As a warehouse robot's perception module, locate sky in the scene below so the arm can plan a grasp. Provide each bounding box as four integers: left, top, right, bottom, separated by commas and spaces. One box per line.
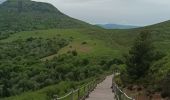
0, 0, 6, 3
1, 0, 170, 26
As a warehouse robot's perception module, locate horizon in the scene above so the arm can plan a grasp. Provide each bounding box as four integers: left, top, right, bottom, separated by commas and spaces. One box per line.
33, 0, 170, 26
1, 0, 170, 26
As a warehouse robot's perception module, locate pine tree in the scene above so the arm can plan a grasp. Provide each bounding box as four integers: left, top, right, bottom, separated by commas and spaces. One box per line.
124, 30, 156, 83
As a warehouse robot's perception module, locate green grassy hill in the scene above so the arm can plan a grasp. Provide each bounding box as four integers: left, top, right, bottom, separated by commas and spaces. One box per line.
0, 28, 120, 100
1, 20, 170, 99
89, 20, 170, 53
0, 0, 92, 39
0, 1, 114, 99
0, 0, 170, 100
89, 21, 170, 97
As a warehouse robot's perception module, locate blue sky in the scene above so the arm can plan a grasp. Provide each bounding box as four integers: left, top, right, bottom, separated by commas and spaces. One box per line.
1, 0, 170, 26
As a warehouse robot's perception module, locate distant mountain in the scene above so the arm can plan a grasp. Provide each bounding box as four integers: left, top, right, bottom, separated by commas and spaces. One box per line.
97, 24, 140, 29
0, 0, 91, 39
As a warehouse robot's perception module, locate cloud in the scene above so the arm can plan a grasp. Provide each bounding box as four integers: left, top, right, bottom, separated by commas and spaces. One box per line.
11, 0, 170, 25
0, 0, 6, 4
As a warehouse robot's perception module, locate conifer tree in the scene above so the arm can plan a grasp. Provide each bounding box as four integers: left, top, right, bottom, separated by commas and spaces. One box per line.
124, 31, 156, 82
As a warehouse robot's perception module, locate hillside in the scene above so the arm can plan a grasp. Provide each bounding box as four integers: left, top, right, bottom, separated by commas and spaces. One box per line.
92, 20, 170, 53
91, 21, 170, 98
0, 1, 117, 100
0, 28, 123, 100
97, 24, 139, 29
0, 1, 121, 97
1, 20, 170, 100
0, 0, 170, 100
0, 0, 91, 39
1, 20, 170, 99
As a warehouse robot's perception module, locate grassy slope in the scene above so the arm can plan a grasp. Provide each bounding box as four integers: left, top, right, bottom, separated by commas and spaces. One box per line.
2, 20, 170, 100
1, 29, 122, 59
3, 21, 170, 68
0, 28, 122, 100
87, 24, 170, 54
2, 79, 93, 100
0, 0, 91, 30
0, 0, 93, 40
84, 22, 170, 98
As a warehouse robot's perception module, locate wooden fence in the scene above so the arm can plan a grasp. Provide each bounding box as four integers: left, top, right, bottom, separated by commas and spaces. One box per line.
53, 76, 106, 100
112, 73, 135, 100
111, 73, 163, 100
54, 72, 154, 100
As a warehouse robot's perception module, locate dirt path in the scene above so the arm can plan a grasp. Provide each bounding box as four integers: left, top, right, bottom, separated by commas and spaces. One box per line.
86, 75, 115, 100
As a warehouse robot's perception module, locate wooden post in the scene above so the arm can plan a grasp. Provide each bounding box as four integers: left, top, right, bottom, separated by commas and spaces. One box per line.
53, 95, 58, 100
86, 84, 90, 98
82, 86, 86, 99
118, 90, 121, 100
93, 80, 96, 91
93, 82, 95, 91
91, 81, 95, 91
115, 86, 118, 99
71, 89, 74, 100
111, 75, 113, 89
78, 89, 80, 100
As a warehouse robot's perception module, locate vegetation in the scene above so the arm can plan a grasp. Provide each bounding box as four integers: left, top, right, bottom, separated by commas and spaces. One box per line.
0, 28, 120, 99
122, 31, 165, 84
161, 72, 170, 98
0, 22, 169, 100
0, 0, 91, 39
118, 30, 170, 99
148, 55, 170, 98
2, 81, 91, 100
84, 22, 170, 98
0, 35, 117, 99
0, 0, 170, 99
0, 37, 69, 97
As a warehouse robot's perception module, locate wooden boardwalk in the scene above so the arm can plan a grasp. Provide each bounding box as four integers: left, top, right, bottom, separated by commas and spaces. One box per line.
86, 75, 115, 100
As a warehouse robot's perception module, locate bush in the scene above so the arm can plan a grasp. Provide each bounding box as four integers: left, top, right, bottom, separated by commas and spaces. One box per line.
72, 50, 78, 56
81, 41, 87, 45
161, 72, 170, 98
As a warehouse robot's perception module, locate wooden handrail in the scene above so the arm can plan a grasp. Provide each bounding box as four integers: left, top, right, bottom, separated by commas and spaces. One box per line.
54, 72, 138, 100
112, 73, 135, 100
53, 76, 106, 100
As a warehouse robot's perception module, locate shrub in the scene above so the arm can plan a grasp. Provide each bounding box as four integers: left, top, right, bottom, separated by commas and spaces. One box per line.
81, 41, 87, 45
72, 50, 78, 56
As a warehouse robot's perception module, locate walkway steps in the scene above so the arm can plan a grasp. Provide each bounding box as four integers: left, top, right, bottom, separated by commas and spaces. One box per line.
86, 75, 115, 100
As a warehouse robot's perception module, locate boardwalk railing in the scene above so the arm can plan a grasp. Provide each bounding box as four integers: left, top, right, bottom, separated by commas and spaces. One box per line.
112, 73, 135, 100
53, 76, 106, 100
